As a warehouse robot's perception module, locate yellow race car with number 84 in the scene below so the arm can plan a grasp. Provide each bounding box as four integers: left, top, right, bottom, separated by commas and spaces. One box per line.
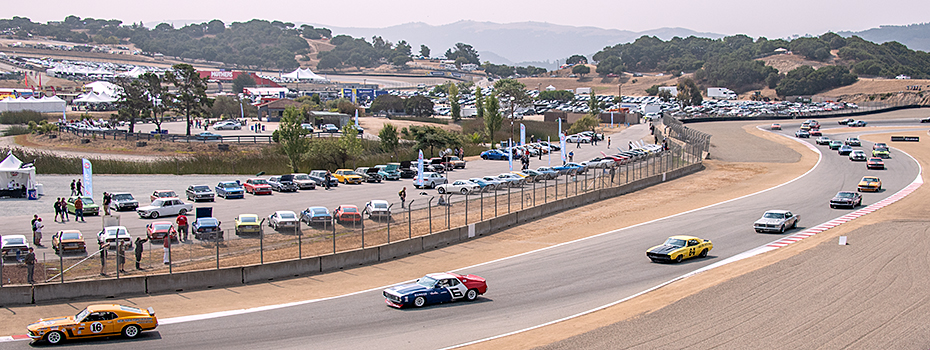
646, 235, 713, 263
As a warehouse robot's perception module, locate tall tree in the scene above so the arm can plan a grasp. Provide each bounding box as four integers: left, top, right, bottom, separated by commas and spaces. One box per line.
572, 64, 591, 77
493, 79, 530, 120
474, 85, 485, 120
587, 91, 601, 116
444, 43, 479, 65
404, 95, 434, 117
277, 106, 310, 172
113, 77, 148, 134
483, 95, 502, 146
448, 83, 461, 122
139, 72, 169, 133
339, 124, 363, 168
379, 123, 399, 154
232, 73, 256, 94
566, 54, 588, 65
419, 44, 430, 58
166, 63, 211, 136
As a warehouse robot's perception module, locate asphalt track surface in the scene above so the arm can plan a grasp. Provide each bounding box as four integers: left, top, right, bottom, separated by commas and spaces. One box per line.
4, 120, 919, 350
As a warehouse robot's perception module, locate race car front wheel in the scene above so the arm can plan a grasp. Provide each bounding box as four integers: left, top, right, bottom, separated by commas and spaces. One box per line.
414, 296, 426, 307
46, 331, 64, 344
699, 249, 708, 258
465, 289, 479, 301
122, 324, 140, 338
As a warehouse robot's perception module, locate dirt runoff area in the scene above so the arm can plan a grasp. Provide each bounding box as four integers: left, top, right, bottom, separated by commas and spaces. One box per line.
0, 119, 815, 337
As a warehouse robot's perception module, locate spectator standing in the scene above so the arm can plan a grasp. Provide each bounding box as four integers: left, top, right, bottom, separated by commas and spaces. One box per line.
70, 180, 76, 196
607, 137, 611, 149
134, 237, 148, 270
74, 197, 85, 222
99, 242, 108, 276
31, 214, 38, 239
53, 198, 62, 222
33, 218, 43, 247
163, 235, 171, 265
102, 192, 111, 216
568, 151, 574, 163
75, 180, 83, 196
399, 187, 407, 208
325, 172, 332, 190
60, 198, 70, 222
24, 247, 36, 284
117, 242, 127, 273
592, 129, 598, 146
176, 214, 189, 241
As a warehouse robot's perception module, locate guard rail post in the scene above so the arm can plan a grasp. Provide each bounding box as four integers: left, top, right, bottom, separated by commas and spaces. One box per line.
297, 220, 302, 259
408, 200, 414, 239
465, 193, 469, 225
387, 204, 394, 243
507, 184, 511, 213
446, 195, 451, 230
361, 208, 365, 249
215, 239, 219, 270
480, 190, 484, 221
260, 226, 264, 264
332, 218, 337, 254
428, 197, 435, 235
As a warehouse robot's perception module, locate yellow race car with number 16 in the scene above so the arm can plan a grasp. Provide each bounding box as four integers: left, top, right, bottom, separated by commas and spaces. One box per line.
646, 235, 713, 263
28, 304, 158, 345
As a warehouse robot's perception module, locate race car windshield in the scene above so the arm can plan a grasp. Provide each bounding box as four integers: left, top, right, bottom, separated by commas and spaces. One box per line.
664, 238, 686, 247
836, 192, 855, 198
279, 213, 296, 219
294, 174, 310, 180
81, 197, 96, 204
343, 207, 358, 213
311, 208, 328, 215
863, 177, 879, 182
3, 237, 26, 245
763, 212, 785, 219
417, 276, 438, 288
192, 186, 209, 192
373, 203, 387, 209
251, 180, 268, 185
76, 308, 89, 322
219, 183, 236, 188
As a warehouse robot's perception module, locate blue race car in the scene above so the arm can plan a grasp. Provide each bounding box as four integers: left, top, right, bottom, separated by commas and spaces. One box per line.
382, 272, 488, 308
480, 149, 508, 160
300, 206, 333, 226
192, 217, 223, 241
215, 181, 245, 199
552, 162, 587, 175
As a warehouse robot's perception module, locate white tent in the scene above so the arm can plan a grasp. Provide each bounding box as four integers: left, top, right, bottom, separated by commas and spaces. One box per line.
84, 81, 120, 96
282, 68, 328, 81
545, 85, 556, 91
119, 67, 146, 78
0, 152, 37, 192
0, 95, 66, 113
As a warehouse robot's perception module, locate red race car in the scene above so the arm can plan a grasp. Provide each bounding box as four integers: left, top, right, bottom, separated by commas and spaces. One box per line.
867, 157, 885, 170
333, 205, 362, 223
145, 221, 177, 241
244, 178, 273, 195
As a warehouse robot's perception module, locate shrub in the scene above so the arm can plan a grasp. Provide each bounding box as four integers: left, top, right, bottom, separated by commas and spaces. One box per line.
0, 110, 48, 125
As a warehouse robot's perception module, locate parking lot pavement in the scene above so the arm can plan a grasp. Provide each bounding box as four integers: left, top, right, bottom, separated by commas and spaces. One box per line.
6, 124, 651, 261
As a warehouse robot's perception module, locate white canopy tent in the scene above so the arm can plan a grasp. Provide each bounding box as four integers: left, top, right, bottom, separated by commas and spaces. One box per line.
282, 68, 328, 81
119, 67, 146, 78
84, 81, 120, 96
0, 152, 37, 192
0, 95, 66, 113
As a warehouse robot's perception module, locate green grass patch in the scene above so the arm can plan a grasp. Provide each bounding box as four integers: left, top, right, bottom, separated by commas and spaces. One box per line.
0, 111, 50, 125
2, 125, 31, 136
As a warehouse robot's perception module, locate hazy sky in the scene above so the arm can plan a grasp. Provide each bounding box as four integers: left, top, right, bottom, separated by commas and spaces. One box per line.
5, 0, 929, 38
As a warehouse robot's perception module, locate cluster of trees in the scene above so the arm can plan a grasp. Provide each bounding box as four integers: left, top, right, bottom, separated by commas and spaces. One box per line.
369, 94, 435, 117
537, 90, 574, 102
481, 62, 547, 78
840, 36, 930, 78
317, 35, 412, 71
444, 43, 480, 65
775, 65, 858, 96
114, 63, 212, 136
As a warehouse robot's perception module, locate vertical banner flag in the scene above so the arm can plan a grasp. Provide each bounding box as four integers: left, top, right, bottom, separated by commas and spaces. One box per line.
520, 123, 526, 145
81, 158, 93, 197
62, 104, 67, 123
547, 136, 551, 166
559, 133, 567, 163
610, 112, 614, 128
417, 150, 425, 187
355, 109, 360, 126
508, 139, 513, 171
239, 101, 244, 119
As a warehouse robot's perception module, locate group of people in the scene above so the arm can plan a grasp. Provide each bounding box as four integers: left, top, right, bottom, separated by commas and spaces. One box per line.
69, 179, 83, 196
53, 196, 85, 222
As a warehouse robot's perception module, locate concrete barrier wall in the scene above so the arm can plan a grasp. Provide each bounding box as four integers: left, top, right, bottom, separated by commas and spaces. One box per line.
7, 162, 706, 305
34, 277, 146, 303
146, 268, 243, 294
243, 257, 321, 284
320, 248, 380, 272
378, 238, 423, 261
0, 285, 33, 305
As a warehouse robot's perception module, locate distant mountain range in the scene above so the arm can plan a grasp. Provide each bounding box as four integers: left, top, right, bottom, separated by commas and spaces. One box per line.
315, 21, 724, 69
839, 23, 930, 52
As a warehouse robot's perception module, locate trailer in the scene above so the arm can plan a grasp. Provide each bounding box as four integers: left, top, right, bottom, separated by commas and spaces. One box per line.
707, 87, 737, 100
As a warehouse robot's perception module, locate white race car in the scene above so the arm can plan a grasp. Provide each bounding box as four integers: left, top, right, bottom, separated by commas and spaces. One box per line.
753, 210, 799, 233
436, 180, 480, 195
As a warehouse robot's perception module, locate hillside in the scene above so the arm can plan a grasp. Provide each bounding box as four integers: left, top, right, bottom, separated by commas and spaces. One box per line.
839, 23, 930, 52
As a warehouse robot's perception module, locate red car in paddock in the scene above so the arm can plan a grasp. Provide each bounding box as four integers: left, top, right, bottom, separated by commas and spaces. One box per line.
333, 205, 362, 223
244, 178, 273, 195
145, 221, 177, 241
383, 272, 488, 308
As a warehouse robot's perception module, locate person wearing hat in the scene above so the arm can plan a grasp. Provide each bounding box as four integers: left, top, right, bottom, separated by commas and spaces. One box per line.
24, 247, 36, 284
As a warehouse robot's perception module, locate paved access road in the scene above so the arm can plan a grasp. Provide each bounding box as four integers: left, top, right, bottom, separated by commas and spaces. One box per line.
7, 124, 649, 262
7, 120, 916, 349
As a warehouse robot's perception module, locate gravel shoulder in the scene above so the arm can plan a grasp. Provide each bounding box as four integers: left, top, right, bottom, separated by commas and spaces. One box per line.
0, 120, 814, 336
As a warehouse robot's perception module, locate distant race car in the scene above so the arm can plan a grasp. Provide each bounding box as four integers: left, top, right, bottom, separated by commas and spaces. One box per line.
830, 191, 862, 209
194, 132, 222, 140
27, 304, 158, 344
770, 123, 781, 130
828, 140, 843, 150
646, 235, 713, 263
867, 157, 885, 169
795, 130, 810, 138
857, 176, 882, 192
921, 117, 930, 123
815, 136, 831, 145
382, 272, 488, 308
838, 145, 853, 155
849, 150, 867, 161
872, 147, 890, 158
839, 118, 854, 125
753, 210, 799, 233
845, 137, 861, 146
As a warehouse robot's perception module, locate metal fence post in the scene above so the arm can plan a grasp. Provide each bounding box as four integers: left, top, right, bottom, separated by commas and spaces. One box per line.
446, 195, 451, 230
333, 217, 337, 254
387, 204, 394, 243
521, 184, 525, 210
507, 184, 511, 213
428, 197, 435, 234
361, 210, 365, 249
408, 200, 414, 239
215, 239, 219, 270
59, 251, 64, 283
544, 178, 548, 203
533, 180, 536, 206
495, 188, 498, 217
297, 220, 302, 259
260, 227, 264, 264
480, 190, 484, 221
465, 194, 469, 225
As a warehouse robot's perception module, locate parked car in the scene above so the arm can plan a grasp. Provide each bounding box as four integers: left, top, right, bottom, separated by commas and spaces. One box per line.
480, 149, 508, 160
323, 124, 340, 133
136, 198, 192, 219
66, 196, 100, 216
566, 134, 591, 143
446, 156, 466, 169
290, 173, 317, 190
145, 221, 177, 241
646, 235, 713, 263
150, 190, 177, 202
109, 192, 138, 211
830, 191, 862, 209
334, 169, 364, 184
479, 176, 509, 190
437, 180, 480, 195
414, 172, 448, 189
268, 175, 299, 192
192, 217, 223, 241
374, 164, 401, 180
382, 272, 487, 308
215, 181, 245, 199
212, 121, 241, 130
97, 226, 131, 247
465, 178, 493, 192
185, 185, 215, 202
497, 173, 526, 186
235, 214, 262, 235
867, 157, 885, 169
244, 178, 273, 195
753, 210, 799, 233
52, 230, 85, 254
356, 167, 383, 183
1, 235, 29, 260
268, 210, 299, 231
333, 205, 362, 223
309, 170, 339, 187
194, 132, 222, 140
27, 304, 158, 345
364, 200, 392, 219
534, 167, 560, 180
300, 206, 332, 226
397, 161, 417, 178
857, 176, 882, 192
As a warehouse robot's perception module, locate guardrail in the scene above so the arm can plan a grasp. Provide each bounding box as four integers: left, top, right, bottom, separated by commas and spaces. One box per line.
676, 103, 926, 124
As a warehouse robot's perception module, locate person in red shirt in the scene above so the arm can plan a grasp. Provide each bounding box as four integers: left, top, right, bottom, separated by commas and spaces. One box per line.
176, 214, 189, 241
